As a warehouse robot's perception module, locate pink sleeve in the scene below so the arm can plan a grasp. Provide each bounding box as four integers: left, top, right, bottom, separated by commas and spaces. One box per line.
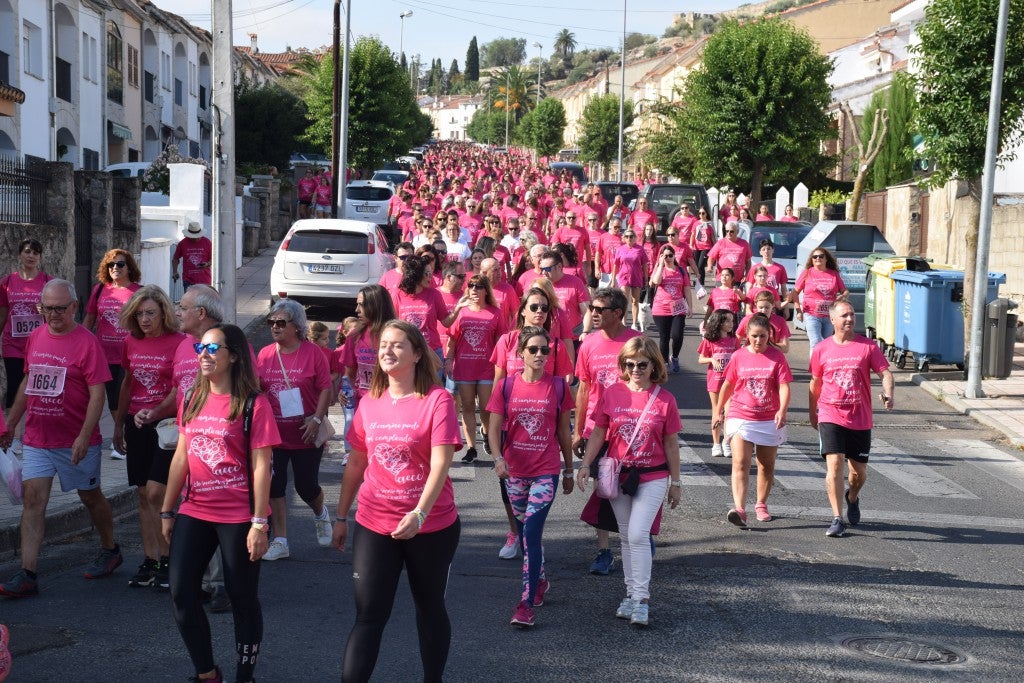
429, 390, 462, 446
592, 390, 610, 428
553, 339, 572, 376
869, 343, 889, 373
662, 393, 681, 435
250, 395, 283, 449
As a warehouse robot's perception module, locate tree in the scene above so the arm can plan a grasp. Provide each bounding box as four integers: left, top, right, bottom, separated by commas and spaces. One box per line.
515, 98, 567, 157
466, 108, 510, 145
465, 37, 480, 81
578, 93, 634, 169
493, 65, 535, 123
910, 0, 1024, 355
623, 32, 656, 52
234, 79, 307, 172
482, 37, 527, 68
666, 19, 835, 207
554, 29, 577, 70
448, 59, 460, 82
302, 37, 432, 171
842, 100, 888, 220
867, 73, 916, 191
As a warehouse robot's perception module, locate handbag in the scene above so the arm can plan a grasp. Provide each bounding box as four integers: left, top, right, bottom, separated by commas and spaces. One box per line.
0, 447, 23, 505
315, 417, 336, 448
155, 418, 179, 450
595, 386, 661, 500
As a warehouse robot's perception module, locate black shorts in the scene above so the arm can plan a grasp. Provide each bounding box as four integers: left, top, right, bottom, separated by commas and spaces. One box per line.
125, 417, 174, 486
4, 356, 24, 409
299, 199, 313, 207
818, 423, 871, 463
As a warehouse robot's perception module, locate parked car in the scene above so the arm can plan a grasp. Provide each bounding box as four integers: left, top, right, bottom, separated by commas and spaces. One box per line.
370, 169, 410, 187
548, 161, 589, 185
269, 219, 395, 307
594, 181, 639, 208
634, 183, 711, 235
106, 162, 151, 179
343, 180, 392, 226
289, 152, 331, 169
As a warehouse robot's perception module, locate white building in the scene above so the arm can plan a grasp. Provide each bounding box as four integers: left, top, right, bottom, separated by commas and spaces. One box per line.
421, 95, 483, 141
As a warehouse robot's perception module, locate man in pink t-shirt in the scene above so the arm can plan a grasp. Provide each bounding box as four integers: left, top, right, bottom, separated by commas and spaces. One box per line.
0, 280, 120, 597
172, 222, 213, 288
809, 301, 894, 538
551, 214, 594, 273
707, 222, 753, 280
378, 242, 415, 301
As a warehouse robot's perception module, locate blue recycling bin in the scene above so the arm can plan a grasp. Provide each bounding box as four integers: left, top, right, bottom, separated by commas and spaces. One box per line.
891, 269, 1006, 370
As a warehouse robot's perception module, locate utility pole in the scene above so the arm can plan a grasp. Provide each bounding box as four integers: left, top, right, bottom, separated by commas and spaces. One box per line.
331, 0, 341, 218
212, 0, 236, 319
533, 42, 542, 107
617, 0, 626, 182
338, 0, 353, 218
399, 10, 413, 64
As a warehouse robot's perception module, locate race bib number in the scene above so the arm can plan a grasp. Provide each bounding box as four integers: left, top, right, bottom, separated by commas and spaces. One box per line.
277, 386, 304, 418
11, 314, 44, 338
815, 300, 832, 316
670, 297, 688, 316
25, 365, 67, 397
713, 352, 732, 374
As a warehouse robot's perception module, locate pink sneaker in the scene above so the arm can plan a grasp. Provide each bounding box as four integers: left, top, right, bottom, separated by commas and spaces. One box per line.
727, 508, 748, 527
533, 579, 549, 607
0, 624, 11, 683
510, 600, 535, 627
755, 502, 773, 522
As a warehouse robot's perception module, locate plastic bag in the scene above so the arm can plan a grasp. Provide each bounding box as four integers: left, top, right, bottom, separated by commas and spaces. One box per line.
694, 282, 708, 300
0, 447, 23, 505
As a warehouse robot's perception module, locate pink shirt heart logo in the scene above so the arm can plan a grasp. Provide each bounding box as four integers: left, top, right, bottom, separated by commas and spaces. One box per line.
617, 422, 651, 450
102, 308, 122, 329
516, 412, 543, 436
179, 372, 196, 394
405, 313, 426, 330
374, 443, 411, 475
834, 369, 856, 392
269, 382, 288, 399
191, 434, 229, 471
747, 377, 768, 402
188, 254, 203, 267
461, 326, 486, 348
596, 368, 618, 388
133, 368, 159, 390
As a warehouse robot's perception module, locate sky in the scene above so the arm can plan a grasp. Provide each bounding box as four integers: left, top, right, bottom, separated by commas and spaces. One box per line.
172, 0, 739, 67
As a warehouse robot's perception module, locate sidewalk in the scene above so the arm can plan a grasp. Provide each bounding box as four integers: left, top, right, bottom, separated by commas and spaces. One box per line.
0, 244, 281, 558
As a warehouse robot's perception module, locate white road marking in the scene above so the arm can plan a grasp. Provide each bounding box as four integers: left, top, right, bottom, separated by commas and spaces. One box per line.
767, 505, 1024, 531
929, 439, 1024, 494
868, 439, 978, 499
679, 441, 728, 486
771, 444, 826, 491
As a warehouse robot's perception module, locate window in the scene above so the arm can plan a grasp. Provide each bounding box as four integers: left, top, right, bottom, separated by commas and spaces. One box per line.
127, 45, 139, 88
174, 77, 182, 106
198, 84, 207, 109
22, 21, 43, 78
106, 21, 123, 104
1, 50, 10, 85
82, 32, 90, 81
55, 58, 71, 101
161, 52, 170, 90
91, 37, 99, 82
144, 70, 155, 102
83, 148, 100, 170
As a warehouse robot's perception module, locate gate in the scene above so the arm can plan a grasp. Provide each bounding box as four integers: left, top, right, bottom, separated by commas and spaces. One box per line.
863, 190, 887, 232
74, 191, 94, 317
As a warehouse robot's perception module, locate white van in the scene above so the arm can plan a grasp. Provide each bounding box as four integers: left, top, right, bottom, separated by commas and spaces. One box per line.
106, 162, 151, 179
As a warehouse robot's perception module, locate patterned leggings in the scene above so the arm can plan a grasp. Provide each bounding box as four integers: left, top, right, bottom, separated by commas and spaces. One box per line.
505, 474, 557, 604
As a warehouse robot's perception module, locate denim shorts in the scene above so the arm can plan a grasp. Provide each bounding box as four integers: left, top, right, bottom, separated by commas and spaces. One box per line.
22, 444, 102, 492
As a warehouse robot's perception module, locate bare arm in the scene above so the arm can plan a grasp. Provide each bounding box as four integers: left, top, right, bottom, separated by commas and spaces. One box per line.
246, 445, 273, 560
808, 375, 821, 429
72, 383, 107, 463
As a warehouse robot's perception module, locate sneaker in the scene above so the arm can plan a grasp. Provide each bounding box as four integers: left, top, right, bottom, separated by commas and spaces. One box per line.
263, 538, 290, 561
671, 357, 680, 374
128, 558, 158, 587
711, 444, 724, 457
482, 437, 493, 456
727, 508, 747, 527
0, 569, 38, 598
154, 556, 170, 591
209, 586, 231, 613
187, 665, 223, 683
615, 597, 634, 619
110, 448, 126, 460
498, 532, 519, 560
722, 441, 732, 458
589, 549, 614, 575
630, 601, 650, 626
315, 508, 333, 547
845, 489, 861, 526
83, 545, 123, 579
0, 623, 11, 682
9, 438, 22, 456
826, 516, 847, 537
461, 447, 478, 463
533, 578, 549, 607
510, 600, 535, 627
754, 502, 773, 523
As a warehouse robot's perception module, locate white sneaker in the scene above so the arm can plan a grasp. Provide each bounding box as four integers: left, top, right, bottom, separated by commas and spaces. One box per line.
723, 441, 732, 458
314, 509, 333, 547
711, 444, 724, 457
615, 597, 635, 619
262, 538, 290, 561
10, 438, 22, 456
630, 601, 650, 626
110, 448, 126, 460
498, 531, 519, 560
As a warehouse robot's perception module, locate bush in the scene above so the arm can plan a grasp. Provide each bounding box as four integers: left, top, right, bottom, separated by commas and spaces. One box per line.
142, 146, 209, 195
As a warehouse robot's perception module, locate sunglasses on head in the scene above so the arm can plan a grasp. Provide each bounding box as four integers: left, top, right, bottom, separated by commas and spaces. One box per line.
524, 345, 550, 356
194, 342, 226, 354
624, 360, 649, 372
527, 303, 550, 313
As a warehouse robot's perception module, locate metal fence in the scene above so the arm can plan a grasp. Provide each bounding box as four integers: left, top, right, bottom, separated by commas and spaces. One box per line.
0, 155, 51, 223
111, 177, 134, 231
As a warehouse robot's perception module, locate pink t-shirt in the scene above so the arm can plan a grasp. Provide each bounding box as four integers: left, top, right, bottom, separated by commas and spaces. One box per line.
348, 386, 461, 535
613, 245, 649, 288
486, 373, 573, 478
745, 285, 781, 309
671, 213, 698, 244
340, 328, 377, 399
436, 287, 462, 353
594, 382, 681, 483
552, 225, 591, 259
255, 341, 332, 449
22, 324, 111, 449
448, 306, 507, 381
551, 274, 591, 332
86, 282, 141, 365
723, 346, 793, 421
708, 286, 745, 315
707, 238, 752, 279
576, 328, 642, 437
795, 268, 846, 317
378, 268, 403, 299
737, 313, 792, 345
121, 331, 186, 415
598, 233, 624, 274
177, 393, 281, 523
651, 267, 690, 317
172, 237, 213, 285
697, 337, 738, 393
174, 337, 257, 397
490, 330, 573, 378
810, 335, 889, 430
629, 209, 658, 233
393, 287, 450, 350
516, 269, 542, 296
0, 271, 52, 359
691, 221, 716, 250
746, 262, 789, 292
491, 281, 520, 329
297, 176, 318, 201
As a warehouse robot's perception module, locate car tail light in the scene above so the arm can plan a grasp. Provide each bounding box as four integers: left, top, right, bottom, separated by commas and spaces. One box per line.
280, 235, 291, 250
367, 239, 375, 255
278, 292, 288, 299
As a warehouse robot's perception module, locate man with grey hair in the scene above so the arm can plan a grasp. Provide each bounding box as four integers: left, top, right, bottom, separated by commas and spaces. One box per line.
516, 244, 548, 295
707, 220, 752, 281
0, 280, 121, 597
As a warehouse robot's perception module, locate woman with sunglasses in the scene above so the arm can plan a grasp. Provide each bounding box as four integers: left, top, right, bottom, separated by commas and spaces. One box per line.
114, 285, 186, 590
486, 326, 574, 628
714, 314, 792, 526
255, 299, 333, 562
162, 323, 279, 683
689, 208, 717, 286
576, 336, 681, 627
333, 321, 461, 683
444, 275, 506, 464
649, 244, 694, 374
789, 247, 848, 351
0, 239, 52, 452
83, 250, 143, 449
611, 230, 649, 332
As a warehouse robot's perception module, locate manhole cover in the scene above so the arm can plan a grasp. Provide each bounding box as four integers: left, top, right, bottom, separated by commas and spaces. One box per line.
842, 636, 966, 665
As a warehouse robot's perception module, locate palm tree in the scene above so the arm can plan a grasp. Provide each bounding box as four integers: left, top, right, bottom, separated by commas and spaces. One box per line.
492, 65, 535, 123
554, 29, 577, 71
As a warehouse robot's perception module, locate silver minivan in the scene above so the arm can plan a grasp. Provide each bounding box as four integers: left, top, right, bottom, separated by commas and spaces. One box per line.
343, 180, 393, 226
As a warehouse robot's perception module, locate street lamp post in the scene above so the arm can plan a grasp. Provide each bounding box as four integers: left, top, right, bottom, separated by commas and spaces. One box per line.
504, 70, 510, 147
533, 42, 542, 108
617, 0, 626, 182
399, 10, 412, 66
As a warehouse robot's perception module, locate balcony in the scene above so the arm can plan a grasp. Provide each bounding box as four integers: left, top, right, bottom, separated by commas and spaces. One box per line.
55, 58, 72, 102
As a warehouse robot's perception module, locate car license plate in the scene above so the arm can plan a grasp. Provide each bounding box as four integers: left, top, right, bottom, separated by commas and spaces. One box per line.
355, 205, 375, 213
308, 263, 344, 274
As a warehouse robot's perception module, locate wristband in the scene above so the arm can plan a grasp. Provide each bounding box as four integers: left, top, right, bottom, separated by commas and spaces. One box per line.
251, 516, 268, 524
409, 508, 425, 527
159, 511, 176, 520
335, 517, 347, 523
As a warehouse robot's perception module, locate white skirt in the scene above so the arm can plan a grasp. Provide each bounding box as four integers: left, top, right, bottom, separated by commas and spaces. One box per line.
725, 418, 788, 447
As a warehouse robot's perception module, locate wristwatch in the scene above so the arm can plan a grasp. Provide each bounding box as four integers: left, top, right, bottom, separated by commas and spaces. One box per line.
309, 415, 323, 425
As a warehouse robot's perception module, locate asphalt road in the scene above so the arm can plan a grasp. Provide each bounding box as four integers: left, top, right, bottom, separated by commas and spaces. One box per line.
3, 313, 1023, 682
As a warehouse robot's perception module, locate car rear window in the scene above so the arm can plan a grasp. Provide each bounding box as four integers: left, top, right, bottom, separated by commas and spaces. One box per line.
289, 230, 367, 254
749, 226, 812, 259
649, 188, 701, 210
346, 186, 392, 201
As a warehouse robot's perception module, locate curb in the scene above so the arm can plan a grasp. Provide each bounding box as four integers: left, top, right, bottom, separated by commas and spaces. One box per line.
911, 373, 1024, 449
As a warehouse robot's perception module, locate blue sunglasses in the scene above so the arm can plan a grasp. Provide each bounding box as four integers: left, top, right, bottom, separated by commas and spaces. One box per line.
194, 342, 226, 355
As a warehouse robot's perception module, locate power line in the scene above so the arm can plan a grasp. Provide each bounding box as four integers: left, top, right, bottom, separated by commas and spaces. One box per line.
400, 0, 626, 35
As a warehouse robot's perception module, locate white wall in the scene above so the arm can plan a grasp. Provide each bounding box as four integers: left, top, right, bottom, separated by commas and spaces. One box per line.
17, 1, 50, 158
78, 3, 102, 164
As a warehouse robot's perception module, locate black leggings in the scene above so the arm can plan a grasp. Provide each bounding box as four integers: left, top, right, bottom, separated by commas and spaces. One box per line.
169, 514, 263, 683
4, 356, 24, 409
105, 364, 125, 412
343, 518, 461, 683
269, 446, 324, 502
694, 249, 710, 286
653, 314, 686, 360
